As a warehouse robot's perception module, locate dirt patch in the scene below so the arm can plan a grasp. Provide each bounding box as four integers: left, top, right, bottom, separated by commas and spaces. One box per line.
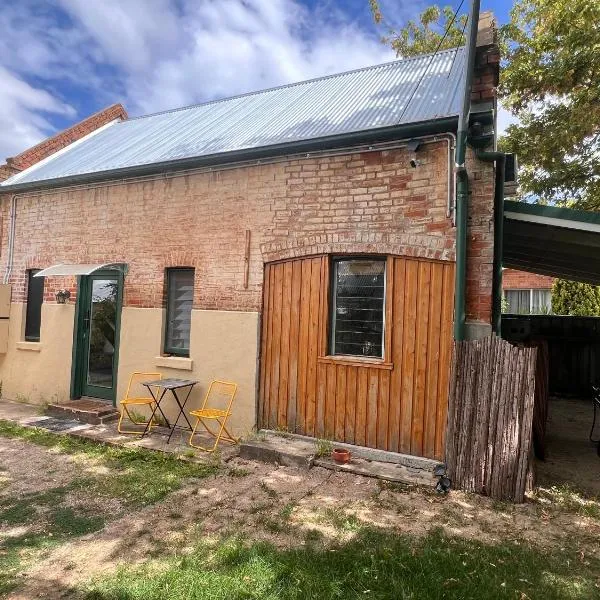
0, 436, 84, 497
9, 455, 600, 599
536, 397, 600, 496
1, 434, 599, 599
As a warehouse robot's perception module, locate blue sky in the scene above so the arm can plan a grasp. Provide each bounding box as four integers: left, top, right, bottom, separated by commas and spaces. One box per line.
0, 0, 513, 159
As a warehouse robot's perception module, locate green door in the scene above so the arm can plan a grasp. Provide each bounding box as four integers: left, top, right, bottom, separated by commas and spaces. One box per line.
72, 271, 123, 402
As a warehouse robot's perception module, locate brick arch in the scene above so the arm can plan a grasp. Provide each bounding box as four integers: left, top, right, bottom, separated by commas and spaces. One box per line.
162, 250, 202, 269
261, 232, 456, 263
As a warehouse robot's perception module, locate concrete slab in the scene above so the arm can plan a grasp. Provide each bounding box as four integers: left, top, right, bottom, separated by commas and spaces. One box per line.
240, 431, 443, 487
260, 429, 445, 471
240, 435, 315, 469
0, 398, 238, 464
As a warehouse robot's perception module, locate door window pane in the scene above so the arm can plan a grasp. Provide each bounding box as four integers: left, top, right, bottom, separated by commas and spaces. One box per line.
331, 259, 385, 358
504, 290, 530, 314
87, 279, 117, 388
165, 269, 194, 356
25, 270, 43, 342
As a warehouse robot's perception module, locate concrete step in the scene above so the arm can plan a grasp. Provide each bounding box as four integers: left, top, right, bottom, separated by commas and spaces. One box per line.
46, 398, 119, 425
240, 431, 445, 487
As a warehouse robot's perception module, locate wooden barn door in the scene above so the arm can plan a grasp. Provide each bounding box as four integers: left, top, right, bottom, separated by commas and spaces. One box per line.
258, 255, 454, 460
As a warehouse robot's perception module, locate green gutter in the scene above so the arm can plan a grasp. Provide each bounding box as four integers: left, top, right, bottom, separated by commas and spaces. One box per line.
454, 0, 481, 341
476, 150, 506, 335
504, 199, 600, 226
0, 117, 459, 194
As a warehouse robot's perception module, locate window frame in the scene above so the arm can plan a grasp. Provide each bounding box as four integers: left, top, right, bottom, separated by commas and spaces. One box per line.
24, 269, 44, 342
503, 288, 552, 315
164, 267, 195, 357
328, 256, 387, 360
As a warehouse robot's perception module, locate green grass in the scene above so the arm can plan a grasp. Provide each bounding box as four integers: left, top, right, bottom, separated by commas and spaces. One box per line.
82, 527, 600, 600
0, 496, 106, 595
533, 484, 600, 520
319, 507, 362, 532
0, 419, 218, 596
0, 487, 70, 526
314, 439, 333, 458
0, 419, 217, 505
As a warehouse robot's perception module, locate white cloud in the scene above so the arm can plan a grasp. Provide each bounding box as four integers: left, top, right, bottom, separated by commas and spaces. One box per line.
0, 0, 397, 157
61, 0, 396, 114
0, 67, 75, 158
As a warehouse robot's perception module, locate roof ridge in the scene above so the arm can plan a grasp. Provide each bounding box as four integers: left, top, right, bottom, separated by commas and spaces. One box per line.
128, 46, 465, 123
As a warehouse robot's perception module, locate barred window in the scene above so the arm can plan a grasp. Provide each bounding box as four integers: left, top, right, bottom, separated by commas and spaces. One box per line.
330, 258, 386, 358
164, 268, 194, 356
25, 270, 44, 342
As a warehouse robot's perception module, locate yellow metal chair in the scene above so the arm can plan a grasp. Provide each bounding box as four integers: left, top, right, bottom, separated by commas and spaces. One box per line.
189, 380, 238, 452
117, 372, 163, 434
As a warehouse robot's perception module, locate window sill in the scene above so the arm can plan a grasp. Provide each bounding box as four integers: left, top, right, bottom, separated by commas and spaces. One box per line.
16, 341, 42, 352
318, 356, 393, 370
155, 355, 193, 371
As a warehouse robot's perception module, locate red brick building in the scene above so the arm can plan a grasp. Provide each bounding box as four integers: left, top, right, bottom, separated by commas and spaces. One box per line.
0, 104, 127, 182
0, 15, 501, 461
502, 269, 555, 314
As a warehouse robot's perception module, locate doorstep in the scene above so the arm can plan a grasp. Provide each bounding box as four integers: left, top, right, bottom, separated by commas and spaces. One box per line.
240, 430, 445, 487
46, 398, 120, 425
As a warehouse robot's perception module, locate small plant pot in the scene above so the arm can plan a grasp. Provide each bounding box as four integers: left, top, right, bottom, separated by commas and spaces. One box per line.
332, 448, 351, 464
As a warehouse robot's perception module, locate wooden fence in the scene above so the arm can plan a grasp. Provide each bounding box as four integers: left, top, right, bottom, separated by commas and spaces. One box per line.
502, 314, 600, 397
446, 336, 537, 502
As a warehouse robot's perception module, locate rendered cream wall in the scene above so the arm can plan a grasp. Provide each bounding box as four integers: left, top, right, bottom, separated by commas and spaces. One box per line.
117, 308, 259, 436
0, 303, 74, 404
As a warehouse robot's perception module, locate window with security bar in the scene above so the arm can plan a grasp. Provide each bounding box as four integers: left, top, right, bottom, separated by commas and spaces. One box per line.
164, 268, 194, 356
330, 258, 386, 358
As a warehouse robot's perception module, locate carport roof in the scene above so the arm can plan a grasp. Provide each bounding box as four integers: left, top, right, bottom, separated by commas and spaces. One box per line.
503, 201, 600, 285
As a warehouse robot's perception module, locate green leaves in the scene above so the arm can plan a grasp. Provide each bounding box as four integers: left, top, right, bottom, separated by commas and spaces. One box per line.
500, 0, 600, 210
370, 0, 600, 211
551, 279, 600, 317
369, 2, 467, 57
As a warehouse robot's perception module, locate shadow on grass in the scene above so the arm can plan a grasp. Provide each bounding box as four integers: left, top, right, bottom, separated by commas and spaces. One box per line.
0, 419, 217, 506
83, 527, 599, 600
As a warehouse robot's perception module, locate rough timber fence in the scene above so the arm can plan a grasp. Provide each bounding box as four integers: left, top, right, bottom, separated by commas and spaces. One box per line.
446, 336, 537, 503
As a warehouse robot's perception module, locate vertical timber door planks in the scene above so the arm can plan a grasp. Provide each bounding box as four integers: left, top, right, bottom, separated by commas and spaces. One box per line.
258, 255, 455, 459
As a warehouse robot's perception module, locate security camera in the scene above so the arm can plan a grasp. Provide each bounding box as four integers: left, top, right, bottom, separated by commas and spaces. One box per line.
407, 139, 421, 168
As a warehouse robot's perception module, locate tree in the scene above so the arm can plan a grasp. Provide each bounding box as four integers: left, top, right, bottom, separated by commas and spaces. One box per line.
501, 0, 600, 211
369, 2, 467, 57
551, 279, 600, 317
370, 0, 600, 211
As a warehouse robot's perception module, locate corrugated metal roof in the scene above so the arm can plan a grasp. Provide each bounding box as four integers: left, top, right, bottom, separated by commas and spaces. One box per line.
3, 47, 466, 189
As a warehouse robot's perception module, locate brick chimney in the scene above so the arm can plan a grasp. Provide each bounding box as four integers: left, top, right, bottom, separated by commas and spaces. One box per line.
472, 11, 500, 106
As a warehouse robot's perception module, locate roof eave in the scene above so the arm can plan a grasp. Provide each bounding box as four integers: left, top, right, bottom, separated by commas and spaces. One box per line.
0, 117, 459, 194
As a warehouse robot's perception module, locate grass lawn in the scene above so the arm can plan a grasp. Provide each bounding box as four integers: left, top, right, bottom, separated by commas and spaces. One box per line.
1, 419, 599, 600
0, 420, 216, 596
84, 527, 598, 600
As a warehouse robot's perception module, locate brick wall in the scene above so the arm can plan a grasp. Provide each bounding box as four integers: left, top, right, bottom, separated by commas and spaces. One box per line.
0, 104, 127, 181
0, 143, 495, 326
503, 269, 555, 290
466, 149, 495, 324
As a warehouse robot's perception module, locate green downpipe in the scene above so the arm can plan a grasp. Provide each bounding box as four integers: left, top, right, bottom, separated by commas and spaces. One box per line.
454, 0, 481, 341
454, 164, 468, 341
476, 149, 506, 335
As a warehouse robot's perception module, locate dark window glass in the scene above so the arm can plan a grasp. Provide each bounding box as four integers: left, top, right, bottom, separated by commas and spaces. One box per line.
25, 270, 44, 342
164, 268, 194, 356
331, 259, 385, 358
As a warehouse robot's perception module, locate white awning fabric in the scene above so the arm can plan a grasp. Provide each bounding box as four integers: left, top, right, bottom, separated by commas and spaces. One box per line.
34, 263, 125, 277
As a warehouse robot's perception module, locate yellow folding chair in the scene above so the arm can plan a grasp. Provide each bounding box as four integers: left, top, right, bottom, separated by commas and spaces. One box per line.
117, 372, 163, 434
189, 380, 238, 452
